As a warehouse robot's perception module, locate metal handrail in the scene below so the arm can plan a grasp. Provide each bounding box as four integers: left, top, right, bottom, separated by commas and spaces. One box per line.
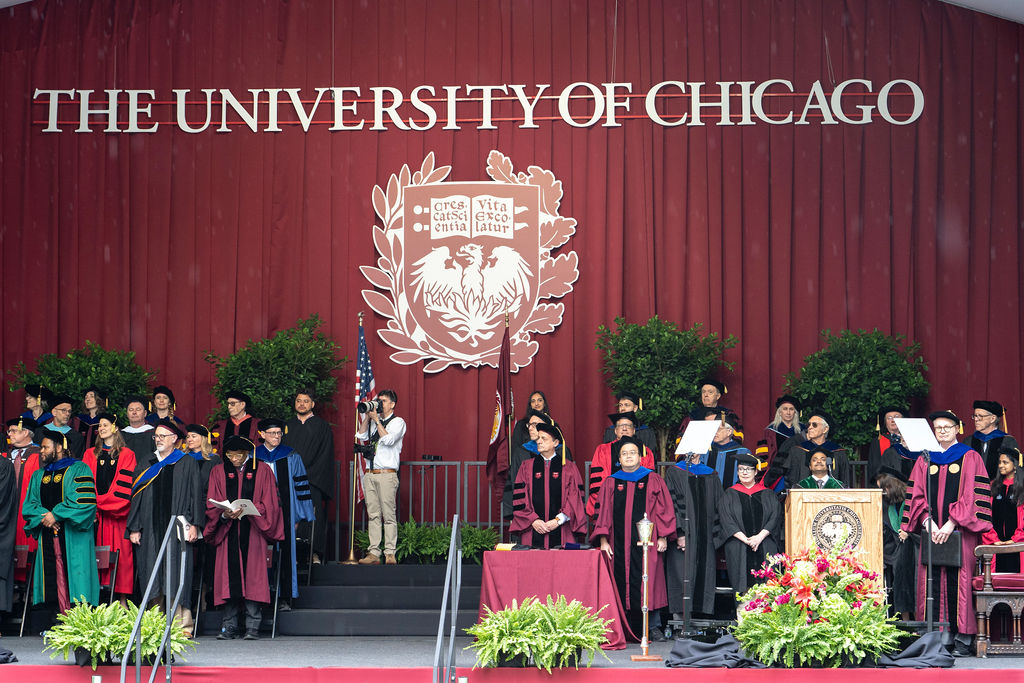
431, 514, 462, 683
119, 515, 190, 683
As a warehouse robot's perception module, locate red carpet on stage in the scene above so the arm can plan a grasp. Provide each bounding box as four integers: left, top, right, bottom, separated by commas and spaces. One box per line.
11, 665, 1024, 682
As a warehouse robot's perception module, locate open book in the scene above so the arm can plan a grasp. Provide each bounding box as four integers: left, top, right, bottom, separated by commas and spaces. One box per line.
208, 498, 262, 517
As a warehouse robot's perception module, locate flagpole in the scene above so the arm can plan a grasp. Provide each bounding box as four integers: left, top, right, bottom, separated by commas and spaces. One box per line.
503, 310, 513, 473
344, 312, 364, 565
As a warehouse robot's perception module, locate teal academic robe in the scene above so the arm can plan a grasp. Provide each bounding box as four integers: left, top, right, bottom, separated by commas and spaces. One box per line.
22, 459, 100, 606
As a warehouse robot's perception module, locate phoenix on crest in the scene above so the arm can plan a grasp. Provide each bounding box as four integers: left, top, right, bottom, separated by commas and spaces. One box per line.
410, 244, 532, 346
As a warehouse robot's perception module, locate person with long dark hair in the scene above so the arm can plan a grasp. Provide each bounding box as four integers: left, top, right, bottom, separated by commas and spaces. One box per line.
510, 391, 549, 450
877, 465, 915, 620
981, 447, 1024, 572
81, 414, 136, 603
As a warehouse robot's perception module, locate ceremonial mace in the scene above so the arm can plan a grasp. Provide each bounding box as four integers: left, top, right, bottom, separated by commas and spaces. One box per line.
631, 513, 662, 662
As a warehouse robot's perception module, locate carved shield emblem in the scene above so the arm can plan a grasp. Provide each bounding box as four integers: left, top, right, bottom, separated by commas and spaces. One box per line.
360, 151, 579, 372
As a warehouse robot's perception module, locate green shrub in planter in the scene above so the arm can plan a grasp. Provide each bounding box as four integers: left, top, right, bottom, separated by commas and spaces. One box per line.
460, 525, 500, 565
355, 520, 498, 564
466, 595, 612, 671
43, 600, 195, 670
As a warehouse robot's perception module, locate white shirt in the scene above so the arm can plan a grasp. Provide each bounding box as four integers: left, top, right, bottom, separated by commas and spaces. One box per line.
356, 414, 406, 470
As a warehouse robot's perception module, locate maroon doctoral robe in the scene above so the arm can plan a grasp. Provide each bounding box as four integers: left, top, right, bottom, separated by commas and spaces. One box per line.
509, 455, 586, 548
901, 443, 992, 634
591, 468, 676, 612
204, 457, 284, 605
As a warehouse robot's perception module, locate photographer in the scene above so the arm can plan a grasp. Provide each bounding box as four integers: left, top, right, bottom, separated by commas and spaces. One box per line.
355, 389, 405, 565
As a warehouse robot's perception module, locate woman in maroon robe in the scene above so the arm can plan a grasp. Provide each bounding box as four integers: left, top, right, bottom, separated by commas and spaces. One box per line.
591, 435, 675, 641
901, 410, 993, 656
204, 435, 284, 640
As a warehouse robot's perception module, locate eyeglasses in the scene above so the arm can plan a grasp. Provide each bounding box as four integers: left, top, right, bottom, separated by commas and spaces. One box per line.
807, 421, 823, 428
973, 413, 994, 420
934, 425, 957, 432
737, 466, 756, 473
528, 422, 543, 428
52, 407, 72, 414
154, 433, 177, 440
263, 430, 283, 436
227, 400, 243, 406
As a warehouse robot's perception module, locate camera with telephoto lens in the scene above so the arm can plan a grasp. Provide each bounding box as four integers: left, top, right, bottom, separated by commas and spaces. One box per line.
353, 443, 375, 456
357, 398, 384, 414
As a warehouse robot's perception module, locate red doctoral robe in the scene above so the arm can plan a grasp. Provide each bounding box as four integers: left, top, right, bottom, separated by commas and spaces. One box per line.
204, 457, 284, 605
82, 445, 137, 594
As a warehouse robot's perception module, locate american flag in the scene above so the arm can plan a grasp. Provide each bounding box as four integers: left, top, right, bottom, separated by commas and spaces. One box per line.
355, 325, 376, 403
353, 324, 376, 501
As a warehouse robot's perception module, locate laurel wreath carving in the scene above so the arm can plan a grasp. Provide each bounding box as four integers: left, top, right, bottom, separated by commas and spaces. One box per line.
360, 150, 579, 373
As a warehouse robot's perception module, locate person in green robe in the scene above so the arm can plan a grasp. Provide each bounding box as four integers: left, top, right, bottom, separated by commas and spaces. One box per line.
22, 429, 99, 618
794, 448, 845, 490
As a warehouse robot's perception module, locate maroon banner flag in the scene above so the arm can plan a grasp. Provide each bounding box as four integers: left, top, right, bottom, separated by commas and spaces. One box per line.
485, 325, 514, 488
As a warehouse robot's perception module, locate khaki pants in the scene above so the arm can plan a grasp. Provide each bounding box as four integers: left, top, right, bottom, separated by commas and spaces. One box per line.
364, 471, 398, 556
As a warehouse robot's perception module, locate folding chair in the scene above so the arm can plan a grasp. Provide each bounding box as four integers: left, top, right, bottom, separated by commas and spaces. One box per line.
265, 544, 282, 638
15, 546, 35, 637
94, 546, 119, 605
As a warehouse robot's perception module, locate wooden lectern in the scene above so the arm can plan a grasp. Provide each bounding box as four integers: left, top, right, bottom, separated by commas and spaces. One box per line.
785, 489, 883, 573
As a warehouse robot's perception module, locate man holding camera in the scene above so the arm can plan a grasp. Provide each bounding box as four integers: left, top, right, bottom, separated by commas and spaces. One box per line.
355, 389, 405, 565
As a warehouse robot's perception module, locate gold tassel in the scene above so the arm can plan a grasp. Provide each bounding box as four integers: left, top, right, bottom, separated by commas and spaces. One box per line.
875, 415, 880, 432
723, 384, 728, 395
1004, 411, 1009, 433
638, 398, 643, 411
148, 401, 152, 412
1017, 448, 1022, 469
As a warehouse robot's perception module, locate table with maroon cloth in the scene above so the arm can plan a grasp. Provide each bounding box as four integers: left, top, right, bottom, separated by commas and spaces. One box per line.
477, 549, 633, 650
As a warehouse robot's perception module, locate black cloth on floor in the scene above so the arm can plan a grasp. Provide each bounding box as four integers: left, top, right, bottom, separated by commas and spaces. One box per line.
664, 634, 766, 668
877, 631, 954, 668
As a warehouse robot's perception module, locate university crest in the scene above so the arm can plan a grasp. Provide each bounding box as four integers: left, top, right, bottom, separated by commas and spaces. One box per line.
360, 151, 579, 372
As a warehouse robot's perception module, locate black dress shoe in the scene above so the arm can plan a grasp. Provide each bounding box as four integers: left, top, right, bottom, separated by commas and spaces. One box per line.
650, 628, 667, 642
951, 644, 973, 658
217, 630, 238, 640
243, 630, 259, 640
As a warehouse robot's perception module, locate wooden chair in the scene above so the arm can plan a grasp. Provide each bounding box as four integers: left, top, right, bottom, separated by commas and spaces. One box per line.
95, 546, 119, 605
973, 542, 1024, 657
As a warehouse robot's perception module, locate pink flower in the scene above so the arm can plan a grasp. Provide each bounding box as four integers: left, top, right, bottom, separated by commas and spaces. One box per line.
775, 593, 791, 605
851, 601, 863, 609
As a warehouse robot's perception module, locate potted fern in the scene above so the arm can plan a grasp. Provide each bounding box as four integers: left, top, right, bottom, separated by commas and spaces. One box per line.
466, 595, 612, 671
43, 601, 195, 670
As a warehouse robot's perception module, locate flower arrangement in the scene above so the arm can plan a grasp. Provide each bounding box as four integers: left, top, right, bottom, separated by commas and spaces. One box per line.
731, 544, 903, 667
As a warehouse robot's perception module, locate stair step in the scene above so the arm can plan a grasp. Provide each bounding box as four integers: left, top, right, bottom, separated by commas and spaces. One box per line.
310, 562, 483, 586
275, 608, 479, 637
294, 585, 480, 610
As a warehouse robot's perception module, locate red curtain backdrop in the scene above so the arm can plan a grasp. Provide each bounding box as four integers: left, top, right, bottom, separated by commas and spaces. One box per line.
2, 1, 1023, 508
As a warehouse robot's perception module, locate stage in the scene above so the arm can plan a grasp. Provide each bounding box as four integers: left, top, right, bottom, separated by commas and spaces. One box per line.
5, 635, 1024, 681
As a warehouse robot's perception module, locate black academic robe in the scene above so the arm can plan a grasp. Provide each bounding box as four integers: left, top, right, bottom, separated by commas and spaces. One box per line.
784, 438, 852, 489
35, 426, 85, 460
716, 482, 781, 593
186, 451, 222, 603
881, 497, 917, 615
121, 427, 156, 464
968, 431, 1021, 481
283, 415, 335, 500
663, 463, 723, 615
880, 444, 919, 482
126, 450, 203, 597
867, 432, 903, 483
0, 457, 16, 612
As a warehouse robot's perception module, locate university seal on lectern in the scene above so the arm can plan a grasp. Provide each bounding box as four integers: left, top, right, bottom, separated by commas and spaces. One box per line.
811, 504, 863, 551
